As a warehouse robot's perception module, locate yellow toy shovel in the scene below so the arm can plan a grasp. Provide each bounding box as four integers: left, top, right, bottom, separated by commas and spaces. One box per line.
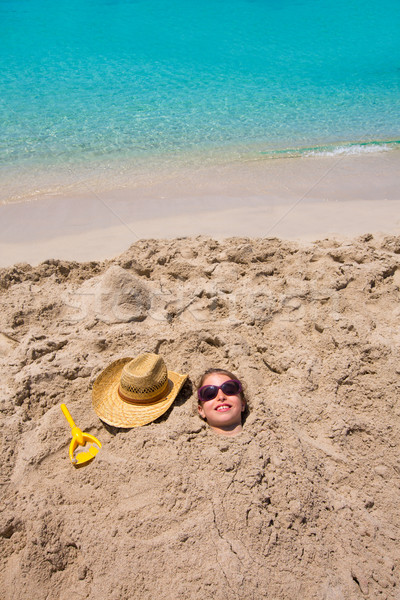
61, 404, 102, 466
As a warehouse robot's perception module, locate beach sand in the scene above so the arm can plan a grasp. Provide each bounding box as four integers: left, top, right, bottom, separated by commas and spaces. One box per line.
1, 152, 400, 599
1, 151, 399, 267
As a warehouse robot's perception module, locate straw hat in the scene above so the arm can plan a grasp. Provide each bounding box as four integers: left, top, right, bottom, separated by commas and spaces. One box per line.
92, 353, 188, 428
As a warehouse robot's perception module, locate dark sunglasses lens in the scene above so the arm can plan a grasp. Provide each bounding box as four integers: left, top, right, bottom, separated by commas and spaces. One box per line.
221, 381, 240, 395
201, 386, 218, 401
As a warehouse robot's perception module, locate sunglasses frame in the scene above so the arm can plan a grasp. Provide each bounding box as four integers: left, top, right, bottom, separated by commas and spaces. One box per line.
197, 379, 242, 402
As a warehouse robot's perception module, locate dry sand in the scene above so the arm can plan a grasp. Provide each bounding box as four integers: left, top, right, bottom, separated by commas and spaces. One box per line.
1, 234, 400, 599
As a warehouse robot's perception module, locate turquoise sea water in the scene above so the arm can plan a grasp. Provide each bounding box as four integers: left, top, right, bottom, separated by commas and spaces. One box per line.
1, 0, 399, 201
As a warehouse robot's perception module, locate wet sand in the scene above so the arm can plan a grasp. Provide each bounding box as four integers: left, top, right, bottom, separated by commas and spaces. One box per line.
1, 151, 399, 266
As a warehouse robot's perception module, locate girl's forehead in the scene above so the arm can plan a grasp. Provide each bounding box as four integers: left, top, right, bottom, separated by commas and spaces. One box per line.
202, 373, 232, 386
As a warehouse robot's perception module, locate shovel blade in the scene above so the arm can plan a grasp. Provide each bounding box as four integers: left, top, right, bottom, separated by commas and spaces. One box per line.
72, 445, 100, 466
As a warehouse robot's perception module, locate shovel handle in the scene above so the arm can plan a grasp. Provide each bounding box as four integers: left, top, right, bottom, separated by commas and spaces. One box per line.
61, 404, 76, 430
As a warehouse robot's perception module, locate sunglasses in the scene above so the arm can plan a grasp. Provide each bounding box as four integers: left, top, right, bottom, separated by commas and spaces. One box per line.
197, 379, 242, 402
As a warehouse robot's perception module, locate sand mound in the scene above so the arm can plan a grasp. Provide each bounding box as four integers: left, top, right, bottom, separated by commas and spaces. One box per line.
1, 235, 400, 599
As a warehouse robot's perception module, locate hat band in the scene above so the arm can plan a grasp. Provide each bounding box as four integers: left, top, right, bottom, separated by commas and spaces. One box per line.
118, 378, 170, 404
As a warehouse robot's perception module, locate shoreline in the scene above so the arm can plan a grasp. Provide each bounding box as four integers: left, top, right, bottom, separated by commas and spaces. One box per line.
1, 151, 399, 267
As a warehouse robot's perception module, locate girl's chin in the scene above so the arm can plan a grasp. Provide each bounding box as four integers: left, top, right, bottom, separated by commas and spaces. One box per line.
209, 414, 242, 427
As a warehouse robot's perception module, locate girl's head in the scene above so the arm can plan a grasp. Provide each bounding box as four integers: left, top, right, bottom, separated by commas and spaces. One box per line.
197, 368, 247, 436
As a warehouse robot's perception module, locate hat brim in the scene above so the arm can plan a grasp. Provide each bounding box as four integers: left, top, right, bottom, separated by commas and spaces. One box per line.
92, 357, 188, 428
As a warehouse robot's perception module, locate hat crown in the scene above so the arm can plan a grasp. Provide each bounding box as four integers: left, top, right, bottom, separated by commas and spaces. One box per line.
119, 353, 169, 402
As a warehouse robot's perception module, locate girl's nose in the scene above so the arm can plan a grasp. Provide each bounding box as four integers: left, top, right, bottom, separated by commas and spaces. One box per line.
216, 388, 226, 400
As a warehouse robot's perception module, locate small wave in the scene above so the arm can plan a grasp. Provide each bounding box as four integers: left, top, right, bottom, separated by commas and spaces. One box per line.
261, 140, 400, 159
306, 142, 396, 157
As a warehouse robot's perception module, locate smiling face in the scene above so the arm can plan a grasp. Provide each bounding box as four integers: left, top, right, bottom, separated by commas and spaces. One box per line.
198, 372, 245, 436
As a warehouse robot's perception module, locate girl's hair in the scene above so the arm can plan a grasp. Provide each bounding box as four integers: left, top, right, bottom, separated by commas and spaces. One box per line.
196, 368, 250, 421
197, 368, 241, 394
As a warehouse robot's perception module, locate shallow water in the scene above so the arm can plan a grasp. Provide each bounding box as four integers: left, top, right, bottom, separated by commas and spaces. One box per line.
1, 0, 399, 202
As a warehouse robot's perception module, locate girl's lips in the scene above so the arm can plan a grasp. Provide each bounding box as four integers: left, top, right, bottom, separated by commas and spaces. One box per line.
215, 404, 231, 412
